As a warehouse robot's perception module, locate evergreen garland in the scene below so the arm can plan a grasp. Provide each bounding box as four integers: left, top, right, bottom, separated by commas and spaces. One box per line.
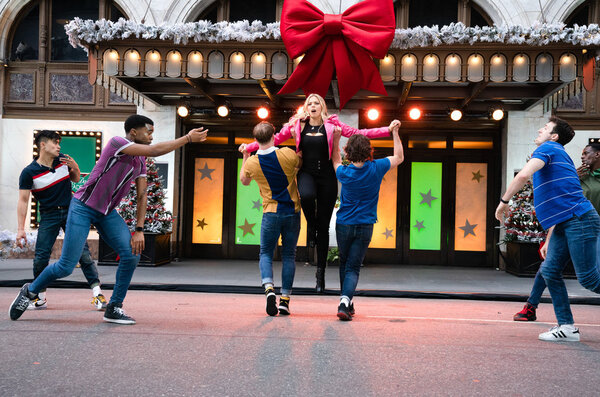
116, 158, 173, 234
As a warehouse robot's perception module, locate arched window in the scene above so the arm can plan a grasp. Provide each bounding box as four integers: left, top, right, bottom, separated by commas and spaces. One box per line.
10, 0, 127, 63
395, 0, 492, 28
10, 4, 39, 61
565, 1, 592, 26
193, 0, 279, 23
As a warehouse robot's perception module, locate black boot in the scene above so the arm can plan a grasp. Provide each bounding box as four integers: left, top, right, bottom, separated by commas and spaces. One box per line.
316, 267, 325, 293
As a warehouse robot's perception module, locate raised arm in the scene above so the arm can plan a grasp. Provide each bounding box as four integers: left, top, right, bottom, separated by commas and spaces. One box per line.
386, 124, 404, 168
239, 150, 252, 186
60, 154, 81, 182
122, 127, 207, 157
334, 115, 401, 139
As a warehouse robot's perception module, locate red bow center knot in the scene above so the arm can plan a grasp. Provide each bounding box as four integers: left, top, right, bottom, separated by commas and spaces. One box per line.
323, 14, 343, 35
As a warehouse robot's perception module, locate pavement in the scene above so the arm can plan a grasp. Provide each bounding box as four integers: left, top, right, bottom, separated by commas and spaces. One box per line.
1, 258, 599, 304
1, 289, 600, 396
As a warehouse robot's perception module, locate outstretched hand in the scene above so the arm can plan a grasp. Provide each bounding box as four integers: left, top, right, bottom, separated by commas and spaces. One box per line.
187, 127, 208, 143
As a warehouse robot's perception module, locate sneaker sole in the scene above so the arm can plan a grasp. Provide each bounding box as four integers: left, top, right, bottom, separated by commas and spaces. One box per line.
513, 316, 536, 321
337, 311, 352, 321
27, 305, 47, 310
539, 336, 580, 342
278, 308, 290, 315
103, 316, 136, 325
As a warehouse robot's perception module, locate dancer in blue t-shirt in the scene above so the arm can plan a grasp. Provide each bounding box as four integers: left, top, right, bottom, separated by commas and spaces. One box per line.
331, 123, 403, 320
496, 116, 600, 342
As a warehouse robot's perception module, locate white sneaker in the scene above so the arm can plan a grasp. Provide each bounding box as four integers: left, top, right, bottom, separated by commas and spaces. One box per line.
27, 296, 47, 310
539, 324, 580, 342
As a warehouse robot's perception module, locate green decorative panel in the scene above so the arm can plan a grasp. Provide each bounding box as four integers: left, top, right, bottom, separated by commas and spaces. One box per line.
60, 136, 97, 174
409, 162, 442, 250
235, 158, 262, 245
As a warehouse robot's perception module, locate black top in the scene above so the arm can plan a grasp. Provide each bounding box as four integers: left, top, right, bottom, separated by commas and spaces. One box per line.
299, 122, 332, 174
19, 154, 72, 210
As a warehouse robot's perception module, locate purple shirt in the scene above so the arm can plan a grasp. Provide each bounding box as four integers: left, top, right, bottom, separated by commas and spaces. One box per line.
74, 136, 146, 215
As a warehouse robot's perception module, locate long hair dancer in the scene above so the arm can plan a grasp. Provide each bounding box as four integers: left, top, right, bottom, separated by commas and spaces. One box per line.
241, 94, 399, 292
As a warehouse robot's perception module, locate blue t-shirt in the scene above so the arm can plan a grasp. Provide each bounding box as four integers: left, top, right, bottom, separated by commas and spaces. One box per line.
19, 154, 72, 211
335, 158, 391, 225
531, 141, 594, 229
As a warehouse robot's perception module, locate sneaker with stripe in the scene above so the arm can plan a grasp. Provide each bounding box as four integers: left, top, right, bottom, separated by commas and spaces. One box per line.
278, 296, 290, 315
539, 324, 580, 342
265, 288, 278, 316
9, 283, 35, 320
103, 302, 136, 325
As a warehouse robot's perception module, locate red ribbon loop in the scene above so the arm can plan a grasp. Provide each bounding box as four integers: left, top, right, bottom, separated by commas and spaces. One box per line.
323, 14, 343, 35
278, 0, 395, 108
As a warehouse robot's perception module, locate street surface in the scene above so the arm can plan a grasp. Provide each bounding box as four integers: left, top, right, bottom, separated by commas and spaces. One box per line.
1, 288, 599, 396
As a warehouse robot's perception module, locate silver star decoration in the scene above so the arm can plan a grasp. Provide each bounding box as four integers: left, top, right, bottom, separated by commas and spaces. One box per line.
198, 163, 215, 180
459, 219, 477, 237
251, 199, 262, 210
413, 220, 425, 231
382, 228, 393, 239
419, 189, 438, 207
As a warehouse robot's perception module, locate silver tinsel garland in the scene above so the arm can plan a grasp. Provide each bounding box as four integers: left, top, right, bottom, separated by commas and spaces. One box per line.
65, 18, 600, 49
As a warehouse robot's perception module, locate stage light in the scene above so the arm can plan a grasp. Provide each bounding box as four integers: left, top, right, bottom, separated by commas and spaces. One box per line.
296, 105, 305, 115
409, 107, 421, 120
217, 105, 230, 117
450, 109, 463, 121
257, 106, 269, 119
367, 108, 380, 121
177, 105, 189, 118
491, 108, 504, 121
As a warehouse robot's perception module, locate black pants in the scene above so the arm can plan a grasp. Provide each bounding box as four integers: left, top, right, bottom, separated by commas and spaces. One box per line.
297, 169, 338, 268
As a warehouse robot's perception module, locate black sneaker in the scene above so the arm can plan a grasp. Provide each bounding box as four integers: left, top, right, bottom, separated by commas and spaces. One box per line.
103, 302, 136, 325
9, 283, 36, 320
265, 288, 278, 316
349, 302, 355, 316
278, 297, 290, 315
337, 302, 352, 321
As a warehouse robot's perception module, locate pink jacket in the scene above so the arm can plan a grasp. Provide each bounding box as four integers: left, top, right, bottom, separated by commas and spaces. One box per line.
245, 114, 390, 159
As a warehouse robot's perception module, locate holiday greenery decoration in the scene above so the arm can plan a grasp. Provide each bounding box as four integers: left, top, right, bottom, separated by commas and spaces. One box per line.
0, 229, 37, 260
503, 179, 546, 243
65, 18, 600, 50
116, 158, 173, 234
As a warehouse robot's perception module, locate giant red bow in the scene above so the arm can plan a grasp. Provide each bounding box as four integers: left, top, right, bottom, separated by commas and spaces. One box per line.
278, 0, 395, 108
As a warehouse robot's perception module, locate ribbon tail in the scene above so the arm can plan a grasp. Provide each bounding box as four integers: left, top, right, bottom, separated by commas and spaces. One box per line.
347, 39, 388, 97
332, 39, 361, 108
278, 41, 333, 98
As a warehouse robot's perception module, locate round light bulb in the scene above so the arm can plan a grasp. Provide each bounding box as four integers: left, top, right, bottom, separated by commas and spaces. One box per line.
257, 107, 269, 119
409, 108, 421, 120
217, 105, 229, 117
450, 109, 462, 121
367, 108, 380, 121
177, 106, 189, 118
492, 109, 504, 121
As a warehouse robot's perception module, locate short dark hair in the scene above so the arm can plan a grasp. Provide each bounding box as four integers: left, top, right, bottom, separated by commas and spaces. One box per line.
344, 135, 373, 163
124, 114, 154, 134
252, 122, 275, 144
549, 116, 575, 146
34, 130, 60, 147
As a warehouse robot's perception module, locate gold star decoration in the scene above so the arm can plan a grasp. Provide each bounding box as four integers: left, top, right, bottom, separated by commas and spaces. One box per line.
472, 170, 484, 183
196, 218, 208, 229
238, 218, 256, 237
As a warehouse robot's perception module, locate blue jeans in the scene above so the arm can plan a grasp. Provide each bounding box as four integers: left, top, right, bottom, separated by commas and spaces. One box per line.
336, 223, 373, 300
259, 212, 300, 295
34, 207, 99, 291
540, 210, 600, 324
527, 228, 600, 308
30, 198, 140, 304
